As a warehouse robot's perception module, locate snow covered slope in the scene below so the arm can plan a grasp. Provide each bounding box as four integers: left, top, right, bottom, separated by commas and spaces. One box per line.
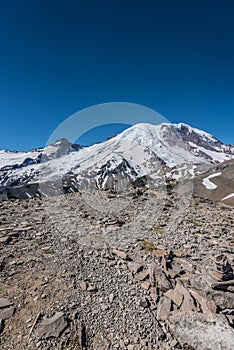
0, 122, 233, 198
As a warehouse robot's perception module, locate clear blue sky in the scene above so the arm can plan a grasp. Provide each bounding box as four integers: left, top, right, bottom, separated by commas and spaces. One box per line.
0, 0, 234, 151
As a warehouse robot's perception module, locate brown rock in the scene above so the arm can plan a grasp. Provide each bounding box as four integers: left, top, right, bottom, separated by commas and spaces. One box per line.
127, 262, 143, 274
173, 250, 188, 258
112, 249, 129, 260
80, 281, 88, 291
165, 287, 184, 307
156, 270, 172, 292
173, 258, 194, 273
153, 249, 167, 258
149, 286, 157, 293
210, 270, 223, 280
141, 281, 150, 290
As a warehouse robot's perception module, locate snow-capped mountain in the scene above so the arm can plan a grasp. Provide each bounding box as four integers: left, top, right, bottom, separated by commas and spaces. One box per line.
0, 122, 234, 199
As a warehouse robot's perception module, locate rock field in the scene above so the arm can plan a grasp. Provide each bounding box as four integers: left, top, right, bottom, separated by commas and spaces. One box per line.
0, 190, 234, 349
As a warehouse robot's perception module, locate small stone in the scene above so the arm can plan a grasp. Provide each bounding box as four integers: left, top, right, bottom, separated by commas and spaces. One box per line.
170, 339, 178, 347
127, 262, 143, 274
149, 286, 157, 293
87, 284, 96, 292
210, 270, 223, 280
101, 304, 109, 311
141, 281, 150, 290
226, 314, 234, 326
80, 281, 87, 291
153, 249, 167, 258
165, 287, 184, 307
109, 293, 114, 303
112, 249, 129, 260
134, 270, 149, 281
139, 298, 150, 308
173, 250, 188, 258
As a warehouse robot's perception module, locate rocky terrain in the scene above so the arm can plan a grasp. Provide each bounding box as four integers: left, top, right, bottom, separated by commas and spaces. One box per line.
0, 188, 234, 349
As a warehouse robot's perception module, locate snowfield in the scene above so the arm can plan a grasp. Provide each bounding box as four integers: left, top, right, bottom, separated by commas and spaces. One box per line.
221, 193, 234, 201
202, 172, 222, 190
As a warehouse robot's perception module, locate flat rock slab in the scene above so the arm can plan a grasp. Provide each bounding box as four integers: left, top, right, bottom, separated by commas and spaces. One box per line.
36, 312, 68, 340
127, 262, 143, 274
134, 270, 149, 282
0, 236, 11, 245
157, 296, 172, 321
165, 288, 183, 307
0, 307, 15, 320
0, 298, 13, 309
112, 249, 129, 260
168, 311, 234, 350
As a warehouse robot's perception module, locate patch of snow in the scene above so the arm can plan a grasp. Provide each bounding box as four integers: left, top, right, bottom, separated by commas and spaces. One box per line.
202, 172, 221, 190
221, 193, 234, 201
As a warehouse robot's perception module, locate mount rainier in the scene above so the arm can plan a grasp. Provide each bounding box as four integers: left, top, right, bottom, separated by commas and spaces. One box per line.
0, 122, 234, 201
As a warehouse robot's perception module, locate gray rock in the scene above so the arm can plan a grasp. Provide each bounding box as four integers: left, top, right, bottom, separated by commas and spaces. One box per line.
0, 298, 13, 309
139, 298, 150, 308
127, 262, 143, 274
134, 270, 149, 281
0, 307, 15, 320
168, 311, 234, 350
0, 236, 11, 245
157, 296, 171, 320
36, 312, 68, 339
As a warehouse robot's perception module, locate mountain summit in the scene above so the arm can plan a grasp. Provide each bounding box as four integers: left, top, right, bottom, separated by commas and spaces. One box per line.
0, 122, 233, 200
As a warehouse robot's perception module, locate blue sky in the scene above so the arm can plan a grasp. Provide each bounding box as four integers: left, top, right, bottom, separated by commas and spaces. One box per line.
0, 0, 234, 150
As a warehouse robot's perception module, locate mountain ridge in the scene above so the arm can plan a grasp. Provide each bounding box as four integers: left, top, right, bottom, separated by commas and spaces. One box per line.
0, 122, 233, 201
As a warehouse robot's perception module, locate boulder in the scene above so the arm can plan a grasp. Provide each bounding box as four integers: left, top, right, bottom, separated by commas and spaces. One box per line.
168, 312, 234, 350
36, 312, 68, 339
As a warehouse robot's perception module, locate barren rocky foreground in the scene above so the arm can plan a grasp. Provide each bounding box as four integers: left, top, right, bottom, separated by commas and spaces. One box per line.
0, 190, 234, 349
